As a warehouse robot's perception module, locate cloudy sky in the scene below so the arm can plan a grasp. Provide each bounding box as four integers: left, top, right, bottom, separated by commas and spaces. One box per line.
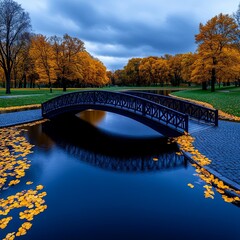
17, 0, 240, 70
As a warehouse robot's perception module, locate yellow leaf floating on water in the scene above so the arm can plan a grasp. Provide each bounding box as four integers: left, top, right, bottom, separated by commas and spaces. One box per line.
26, 181, 33, 185
8, 179, 20, 186
3, 232, 15, 240
153, 158, 158, 161
36, 185, 44, 190
187, 183, 194, 188
222, 195, 234, 203
0, 216, 13, 229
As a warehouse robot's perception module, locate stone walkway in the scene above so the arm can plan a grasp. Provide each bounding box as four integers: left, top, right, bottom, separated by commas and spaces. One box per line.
0, 109, 42, 127
0, 109, 240, 190
192, 120, 240, 190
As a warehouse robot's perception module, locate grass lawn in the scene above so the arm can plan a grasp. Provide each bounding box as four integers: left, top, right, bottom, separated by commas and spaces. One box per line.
0, 86, 188, 108
1, 86, 239, 118
171, 87, 240, 117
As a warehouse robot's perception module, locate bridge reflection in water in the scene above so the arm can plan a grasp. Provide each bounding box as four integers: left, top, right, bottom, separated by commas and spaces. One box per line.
41, 111, 187, 172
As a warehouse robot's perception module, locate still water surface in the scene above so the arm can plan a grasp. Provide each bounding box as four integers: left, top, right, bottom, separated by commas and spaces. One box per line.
1, 110, 239, 240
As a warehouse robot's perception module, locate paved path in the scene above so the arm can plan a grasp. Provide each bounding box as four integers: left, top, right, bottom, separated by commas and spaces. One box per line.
192, 120, 240, 190
0, 109, 240, 190
0, 94, 43, 98
0, 109, 42, 127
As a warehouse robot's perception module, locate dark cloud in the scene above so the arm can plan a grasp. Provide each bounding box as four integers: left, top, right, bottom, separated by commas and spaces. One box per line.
46, 0, 197, 57
20, 0, 239, 69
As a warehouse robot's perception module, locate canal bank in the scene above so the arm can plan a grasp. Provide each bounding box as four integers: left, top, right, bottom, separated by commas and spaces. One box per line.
0, 109, 240, 191
0, 109, 42, 128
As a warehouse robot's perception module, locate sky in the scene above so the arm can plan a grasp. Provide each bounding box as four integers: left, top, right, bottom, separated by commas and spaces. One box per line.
17, 0, 240, 70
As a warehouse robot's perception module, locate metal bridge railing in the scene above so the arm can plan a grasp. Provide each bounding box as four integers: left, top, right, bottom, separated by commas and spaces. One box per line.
42, 90, 189, 134
126, 91, 218, 126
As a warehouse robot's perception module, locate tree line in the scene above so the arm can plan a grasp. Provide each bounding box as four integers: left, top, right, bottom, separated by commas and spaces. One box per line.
2, 0, 240, 94
0, 0, 110, 94
110, 9, 240, 92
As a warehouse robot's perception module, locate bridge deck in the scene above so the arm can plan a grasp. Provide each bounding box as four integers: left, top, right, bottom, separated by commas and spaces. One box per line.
188, 120, 214, 134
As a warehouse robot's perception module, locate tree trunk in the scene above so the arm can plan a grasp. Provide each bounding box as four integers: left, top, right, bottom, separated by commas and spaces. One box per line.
211, 57, 217, 92
23, 74, 27, 88
62, 78, 67, 92
5, 71, 11, 94
202, 81, 207, 90
211, 67, 216, 92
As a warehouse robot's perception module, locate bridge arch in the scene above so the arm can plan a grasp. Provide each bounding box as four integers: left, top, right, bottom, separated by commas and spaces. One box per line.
42, 90, 189, 137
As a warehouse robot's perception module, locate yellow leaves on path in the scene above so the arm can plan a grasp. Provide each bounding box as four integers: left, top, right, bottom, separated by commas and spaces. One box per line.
173, 132, 240, 205
174, 133, 211, 167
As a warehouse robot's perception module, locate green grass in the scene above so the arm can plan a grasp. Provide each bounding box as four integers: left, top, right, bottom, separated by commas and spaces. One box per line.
0, 88, 79, 96
171, 87, 240, 117
0, 86, 189, 108
1, 86, 239, 116
0, 93, 61, 108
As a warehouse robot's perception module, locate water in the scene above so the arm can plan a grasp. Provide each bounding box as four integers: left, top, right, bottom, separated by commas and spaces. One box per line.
0, 110, 239, 240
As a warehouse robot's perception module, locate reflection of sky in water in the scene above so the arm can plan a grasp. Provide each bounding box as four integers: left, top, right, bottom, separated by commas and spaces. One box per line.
78, 110, 162, 137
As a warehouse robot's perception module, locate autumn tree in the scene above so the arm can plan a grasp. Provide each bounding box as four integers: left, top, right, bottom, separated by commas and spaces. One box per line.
190, 55, 211, 90
30, 34, 56, 92
12, 32, 34, 88
139, 57, 158, 86
195, 13, 240, 92
112, 69, 127, 86
180, 52, 196, 85
50, 34, 85, 91
167, 54, 183, 86
77, 51, 109, 87
124, 58, 141, 86
152, 58, 171, 86
0, 0, 31, 93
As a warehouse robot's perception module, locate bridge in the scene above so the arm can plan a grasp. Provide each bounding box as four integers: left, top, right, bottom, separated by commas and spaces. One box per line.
41, 90, 218, 136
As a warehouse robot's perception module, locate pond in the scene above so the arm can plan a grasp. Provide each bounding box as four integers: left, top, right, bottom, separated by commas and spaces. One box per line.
0, 110, 239, 240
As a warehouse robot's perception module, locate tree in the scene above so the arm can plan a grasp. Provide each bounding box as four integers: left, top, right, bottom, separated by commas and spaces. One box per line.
50, 34, 85, 91
168, 54, 183, 86
0, 0, 31, 93
195, 13, 240, 92
124, 58, 141, 86
181, 52, 196, 85
12, 32, 33, 88
152, 58, 171, 86
190, 55, 211, 90
77, 51, 109, 87
139, 57, 158, 86
30, 34, 56, 92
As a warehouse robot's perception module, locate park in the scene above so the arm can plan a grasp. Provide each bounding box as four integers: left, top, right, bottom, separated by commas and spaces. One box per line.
0, 0, 240, 240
